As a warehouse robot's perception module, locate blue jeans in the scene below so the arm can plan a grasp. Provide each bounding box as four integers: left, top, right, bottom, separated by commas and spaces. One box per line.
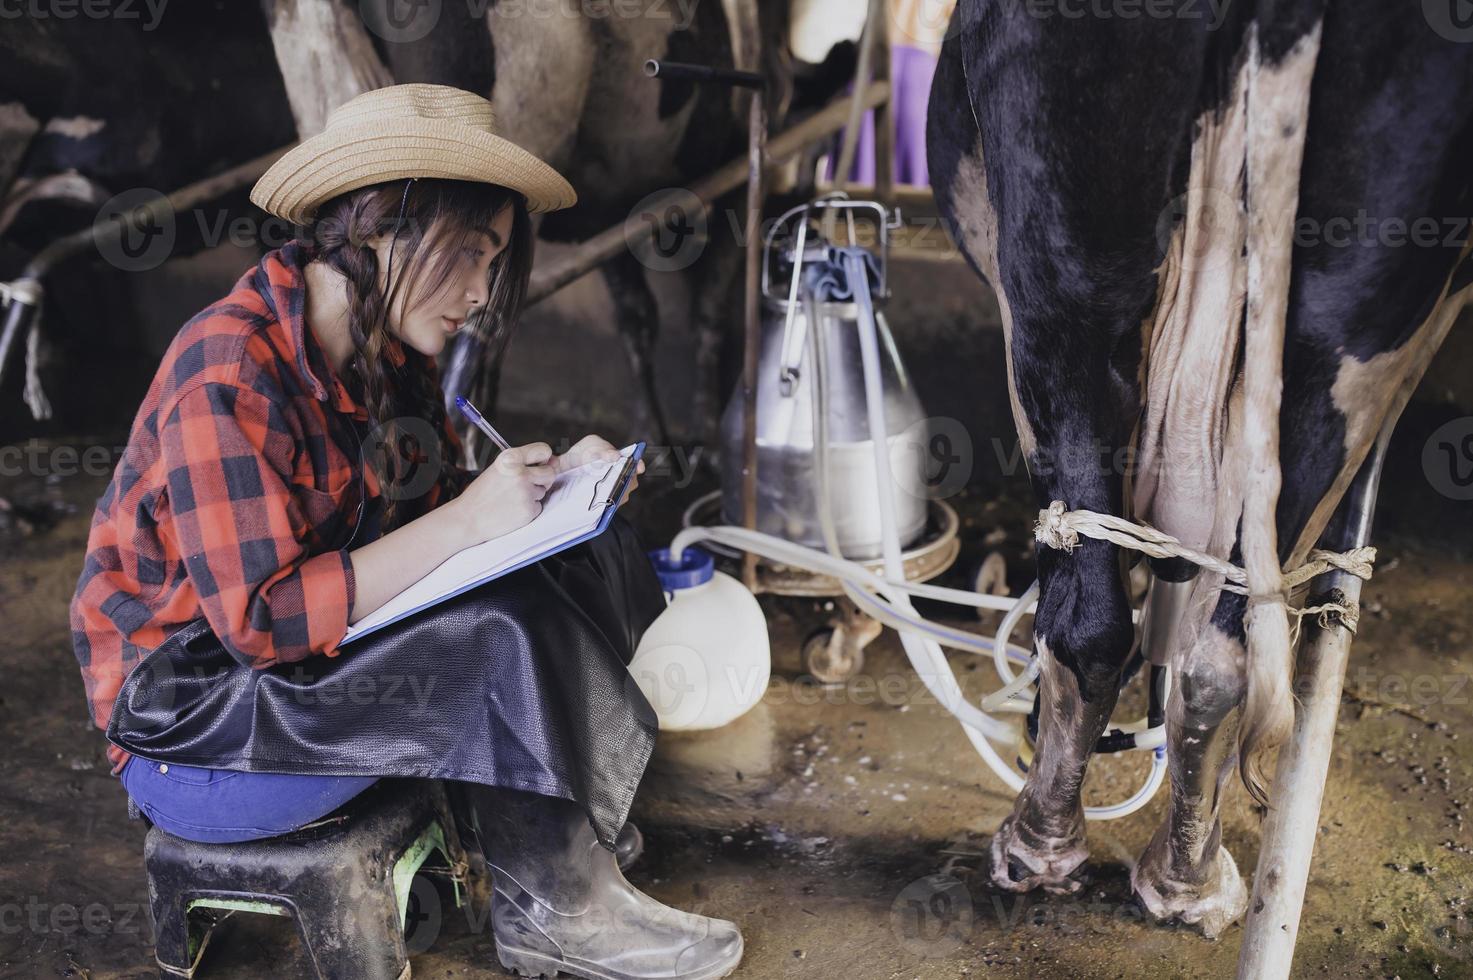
121, 757, 379, 844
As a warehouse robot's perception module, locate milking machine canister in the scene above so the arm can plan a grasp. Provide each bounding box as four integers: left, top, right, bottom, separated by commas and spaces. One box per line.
718, 198, 929, 559
649, 193, 1169, 820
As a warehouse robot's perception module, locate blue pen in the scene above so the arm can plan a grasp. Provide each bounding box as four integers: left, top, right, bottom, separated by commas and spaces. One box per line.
455, 395, 512, 451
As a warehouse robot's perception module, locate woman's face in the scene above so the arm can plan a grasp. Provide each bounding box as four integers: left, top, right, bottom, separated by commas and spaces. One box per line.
374, 203, 516, 358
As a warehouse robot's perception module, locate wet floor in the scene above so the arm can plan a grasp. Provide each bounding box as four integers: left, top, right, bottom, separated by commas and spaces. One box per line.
2, 445, 1470, 979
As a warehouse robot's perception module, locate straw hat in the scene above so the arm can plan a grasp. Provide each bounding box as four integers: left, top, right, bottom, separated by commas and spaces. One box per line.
250, 83, 576, 225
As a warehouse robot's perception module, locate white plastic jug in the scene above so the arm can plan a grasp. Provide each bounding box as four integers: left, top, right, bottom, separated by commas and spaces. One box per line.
629, 547, 770, 731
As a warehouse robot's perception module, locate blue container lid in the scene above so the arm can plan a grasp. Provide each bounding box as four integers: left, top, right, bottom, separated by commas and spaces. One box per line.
647, 546, 714, 591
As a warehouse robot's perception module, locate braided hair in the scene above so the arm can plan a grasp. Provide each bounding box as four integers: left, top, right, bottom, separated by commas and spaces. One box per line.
305, 177, 534, 530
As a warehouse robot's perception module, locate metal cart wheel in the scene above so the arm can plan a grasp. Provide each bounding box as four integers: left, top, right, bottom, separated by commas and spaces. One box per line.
972, 551, 1009, 619
678, 493, 963, 688
802, 598, 883, 685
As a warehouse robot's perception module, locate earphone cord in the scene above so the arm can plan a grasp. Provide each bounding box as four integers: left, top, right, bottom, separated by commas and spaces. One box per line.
384, 176, 416, 318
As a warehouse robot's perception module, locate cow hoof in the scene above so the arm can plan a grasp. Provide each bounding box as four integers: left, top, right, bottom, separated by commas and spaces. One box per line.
1131, 844, 1248, 939
989, 818, 1089, 895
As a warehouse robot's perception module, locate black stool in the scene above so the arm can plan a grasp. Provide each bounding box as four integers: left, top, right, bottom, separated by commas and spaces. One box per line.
140, 778, 478, 979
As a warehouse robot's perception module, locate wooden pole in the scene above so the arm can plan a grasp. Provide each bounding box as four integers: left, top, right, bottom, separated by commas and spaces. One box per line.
525, 81, 889, 307
871, 0, 895, 204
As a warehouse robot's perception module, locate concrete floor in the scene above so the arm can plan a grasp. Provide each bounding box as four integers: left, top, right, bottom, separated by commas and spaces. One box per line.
2, 446, 1471, 980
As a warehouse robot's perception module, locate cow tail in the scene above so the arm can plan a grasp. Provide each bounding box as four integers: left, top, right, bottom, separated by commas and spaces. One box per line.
1236, 8, 1325, 809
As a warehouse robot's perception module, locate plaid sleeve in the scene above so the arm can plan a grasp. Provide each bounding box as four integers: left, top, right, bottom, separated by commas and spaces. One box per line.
158, 381, 355, 669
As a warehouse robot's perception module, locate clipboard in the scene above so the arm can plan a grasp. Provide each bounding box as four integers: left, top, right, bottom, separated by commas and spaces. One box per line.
340, 440, 647, 645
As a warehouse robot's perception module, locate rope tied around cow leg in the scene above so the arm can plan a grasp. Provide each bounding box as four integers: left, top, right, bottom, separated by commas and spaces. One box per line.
1033, 500, 1080, 552
1033, 500, 1375, 630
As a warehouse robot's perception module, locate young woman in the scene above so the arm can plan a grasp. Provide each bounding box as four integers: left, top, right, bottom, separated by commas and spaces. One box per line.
69, 84, 743, 980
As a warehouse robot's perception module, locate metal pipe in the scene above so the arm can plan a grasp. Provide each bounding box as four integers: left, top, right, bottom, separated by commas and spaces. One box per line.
1236, 423, 1393, 980
644, 59, 764, 90
831, 0, 881, 197
0, 146, 289, 403
739, 73, 767, 591
0, 279, 41, 397
1139, 575, 1196, 669
24, 146, 290, 276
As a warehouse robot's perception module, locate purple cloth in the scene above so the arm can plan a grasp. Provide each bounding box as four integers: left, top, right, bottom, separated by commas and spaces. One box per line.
826, 44, 940, 187
121, 756, 379, 843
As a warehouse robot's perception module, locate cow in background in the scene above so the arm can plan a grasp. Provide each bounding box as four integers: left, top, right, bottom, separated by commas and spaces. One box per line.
261, 0, 858, 453
0, 0, 853, 446
0, 2, 296, 435
929, 0, 1471, 936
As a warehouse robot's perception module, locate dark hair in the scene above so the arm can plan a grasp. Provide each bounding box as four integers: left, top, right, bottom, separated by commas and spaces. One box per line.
306, 177, 534, 529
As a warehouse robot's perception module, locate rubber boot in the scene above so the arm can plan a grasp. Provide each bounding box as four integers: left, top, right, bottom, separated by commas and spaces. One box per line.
614, 821, 645, 872
473, 786, 743, 980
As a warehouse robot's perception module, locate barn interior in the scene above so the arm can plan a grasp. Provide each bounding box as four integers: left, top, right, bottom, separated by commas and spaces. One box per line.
3, 2, 1472, 980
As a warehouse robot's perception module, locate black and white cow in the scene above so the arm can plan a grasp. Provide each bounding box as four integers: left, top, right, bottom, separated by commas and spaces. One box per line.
928, 0, 1471, 936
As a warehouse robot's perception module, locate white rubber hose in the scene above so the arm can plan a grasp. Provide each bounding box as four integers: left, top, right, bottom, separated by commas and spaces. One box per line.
674, 244, 1167, 819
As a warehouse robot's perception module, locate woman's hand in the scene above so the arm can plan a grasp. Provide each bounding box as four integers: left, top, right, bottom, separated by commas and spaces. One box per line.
452, 442, 558, 543
556, 434, 645, 506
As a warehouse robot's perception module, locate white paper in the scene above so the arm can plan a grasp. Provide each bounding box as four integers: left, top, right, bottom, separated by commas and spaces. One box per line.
342, 444, 635, 641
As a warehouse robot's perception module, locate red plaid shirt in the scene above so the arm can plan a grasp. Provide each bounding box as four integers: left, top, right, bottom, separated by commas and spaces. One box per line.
70, 238, 474, 775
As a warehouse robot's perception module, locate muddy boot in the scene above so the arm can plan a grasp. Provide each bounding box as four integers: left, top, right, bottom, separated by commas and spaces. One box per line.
474, 787, 743, 980
614, 821, 645, 872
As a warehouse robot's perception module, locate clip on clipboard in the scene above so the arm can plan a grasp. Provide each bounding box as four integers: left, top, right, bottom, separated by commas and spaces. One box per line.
341, 441, 647, 644
588, 453, 640, 510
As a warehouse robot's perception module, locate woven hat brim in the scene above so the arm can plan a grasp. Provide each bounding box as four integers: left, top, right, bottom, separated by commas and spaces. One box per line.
250, 119, 577, 224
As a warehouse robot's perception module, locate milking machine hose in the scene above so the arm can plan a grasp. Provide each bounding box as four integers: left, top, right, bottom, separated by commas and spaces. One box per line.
668, 246, 1167, 820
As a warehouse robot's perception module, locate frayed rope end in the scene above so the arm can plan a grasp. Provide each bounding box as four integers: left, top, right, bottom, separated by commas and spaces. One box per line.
1034, 500, 1080, 553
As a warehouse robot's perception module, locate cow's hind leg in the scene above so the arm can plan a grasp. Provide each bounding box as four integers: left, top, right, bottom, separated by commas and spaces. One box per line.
1132, 589, 1250, 938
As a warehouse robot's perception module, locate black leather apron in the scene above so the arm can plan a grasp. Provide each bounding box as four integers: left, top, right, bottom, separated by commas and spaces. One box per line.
106, 511, 666, 848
